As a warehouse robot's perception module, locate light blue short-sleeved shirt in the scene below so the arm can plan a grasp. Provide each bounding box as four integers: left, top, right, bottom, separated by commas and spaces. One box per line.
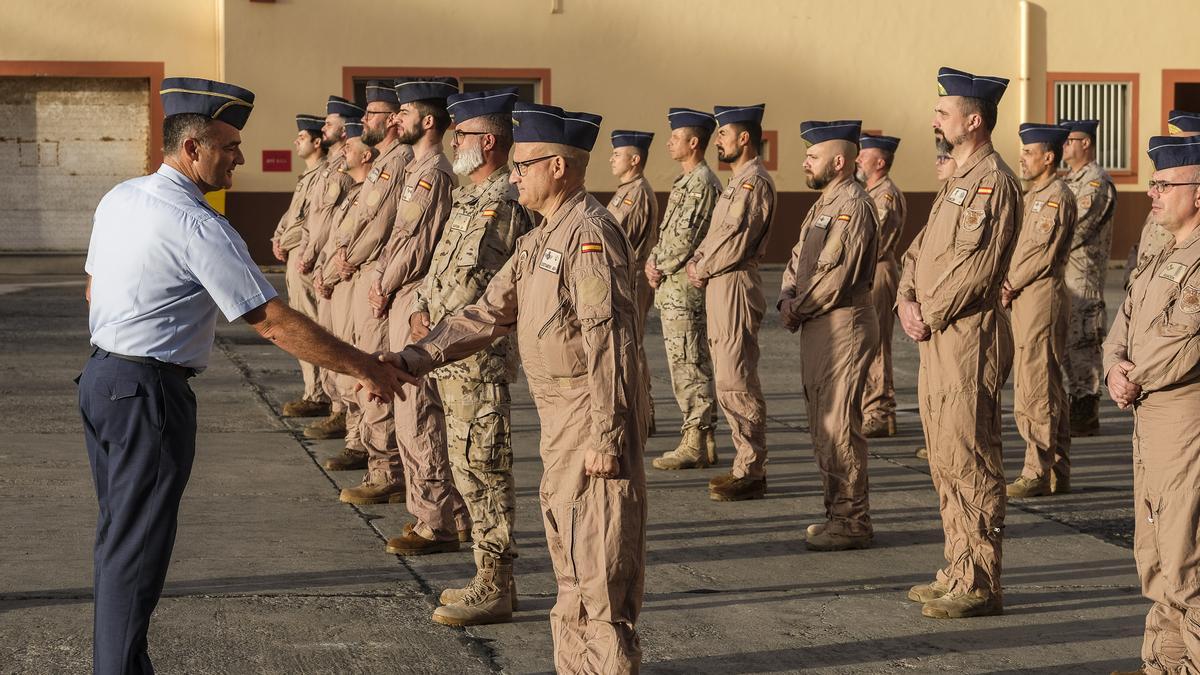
85, 164, 277, 371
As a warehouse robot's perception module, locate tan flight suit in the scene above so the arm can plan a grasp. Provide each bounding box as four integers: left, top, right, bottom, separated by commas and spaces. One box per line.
779, 179, 879, 536
898, 142, 1020, 598
862, 175, 907, 426
413, 166, 532, 560
608, 175, 659, 432
373, 147, 467, 538
272, 159, 328, 405
299, 155, 356, 408
1008, 179, 1077, 482
338, 140, 414, 486
652, 163, 720, 433
1104, 226, 1200, 674
397, 188, 647, 673
690, 156, 776, 480
1062, 162, 1117, 399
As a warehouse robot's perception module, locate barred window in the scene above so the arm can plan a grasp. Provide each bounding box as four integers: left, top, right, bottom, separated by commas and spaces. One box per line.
1049, 75, 1138, 176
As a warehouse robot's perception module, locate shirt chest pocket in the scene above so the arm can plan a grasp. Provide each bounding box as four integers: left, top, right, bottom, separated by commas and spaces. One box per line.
456, 224, 490, 269
954, 206, 989, 253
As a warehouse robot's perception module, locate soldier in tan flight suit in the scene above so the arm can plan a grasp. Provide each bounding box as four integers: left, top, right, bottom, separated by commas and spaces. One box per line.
367, 78, 470, 554
1124, 111, 1200, 288
607, 129, 659, 436
898, 67, 1019, 619
686, 103, 776, 502
403, 87, 532, 626
856, 134, 907, 438
388, 102, 647, 674
301, 97, 363, 464
648, 108, 721, 470
1105, 136, 1200, 675
1058, 118, 1117, 436
780, 120, 879, 551
331, 81, 414, 505
1002, 124, 1077, 499
271, 114, 331, 419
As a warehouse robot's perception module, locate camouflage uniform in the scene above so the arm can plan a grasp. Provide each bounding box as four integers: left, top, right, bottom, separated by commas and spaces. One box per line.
1125, 214, 1174, 288
1062, 161, 1117, 402
650, 162, 721, 433
413, 167, 533, 560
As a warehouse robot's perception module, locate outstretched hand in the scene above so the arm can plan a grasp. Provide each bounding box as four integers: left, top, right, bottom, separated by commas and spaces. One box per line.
355, 351, 417, 403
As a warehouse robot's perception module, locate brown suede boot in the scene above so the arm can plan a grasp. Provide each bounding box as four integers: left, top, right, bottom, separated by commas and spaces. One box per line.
282, 398, 331, 418
432, 556, 514, 626
863, 415, 896, 438
921, 589, 1003, 618
304, 411, 346, 440
323, 447, 367, 471
907, 578, 950, 603
709, 475, 766, 501
403, 520, 470, 543
806, 530, 871, 551
385, 530, 460, 556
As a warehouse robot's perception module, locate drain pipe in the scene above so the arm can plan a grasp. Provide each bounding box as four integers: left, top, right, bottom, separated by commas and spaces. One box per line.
1019, 0, 1031, 123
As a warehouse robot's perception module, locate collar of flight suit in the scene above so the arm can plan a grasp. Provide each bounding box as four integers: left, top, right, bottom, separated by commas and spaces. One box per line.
866, 174, 893, 197
540, 186, 588, 236
816, 176, 859, 209
731, 155, 763, 183
404, 146, 444, 181
375, 138, 408, 166
952, 142, 995, 179
616, 174, 647, 190
1028, 175, 1059, 197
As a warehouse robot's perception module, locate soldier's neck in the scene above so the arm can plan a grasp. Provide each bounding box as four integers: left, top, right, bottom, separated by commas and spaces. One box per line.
1029, 171, 1056, 191
538, 183, 584, 221
469, 160, 506, 185
1172, 218, 1200, 246
950, 136, 987, 166
679, 153, 702, 174
865, 171, 887, 190
728, 150, 757, 174
1065, 155, 1091, 173
350, 163, 371, 183
412, 134, 443, 161
617, 168, 643, 185
304, 153, 323, 171
822, 172, 854, 197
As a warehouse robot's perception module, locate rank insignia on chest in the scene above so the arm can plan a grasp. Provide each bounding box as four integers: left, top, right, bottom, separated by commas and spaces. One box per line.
402, 185, 415, 201
367, 167, 381, 182
580, 241, 603, 254
1160, 262, 1189, 284
539, 248, 563, 273
815, 215, 832, 229
1046, 201, 1059, 209
947, 187, 969, 206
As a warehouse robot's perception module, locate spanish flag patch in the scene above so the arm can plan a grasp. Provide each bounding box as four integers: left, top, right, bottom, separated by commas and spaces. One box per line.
418, 179, 433, 191
976, 186, 994, 196
884, 193, 894, 202
622, 198, 634, 206
836, 214, 851, 222
380, 171, 391, 181
1046, 200, 1060, 209
481, 209, 497, 218
581, 242, 603, 254
1088, 180, 1100, 188
741, 181, 754, 191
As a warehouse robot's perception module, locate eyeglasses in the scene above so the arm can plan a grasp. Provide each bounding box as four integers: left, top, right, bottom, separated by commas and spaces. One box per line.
1148, 180, 1200, 194
512, 155, 558, 176
363, 110, 392, 117
453, 129, 490, 144
1064, 137, 1088, 143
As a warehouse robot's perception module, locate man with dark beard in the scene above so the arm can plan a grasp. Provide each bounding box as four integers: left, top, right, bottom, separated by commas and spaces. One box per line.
368, 77, 472, 553
686, 104, 777, 502
779, 120, 879, 551
897, 67, 1020, 619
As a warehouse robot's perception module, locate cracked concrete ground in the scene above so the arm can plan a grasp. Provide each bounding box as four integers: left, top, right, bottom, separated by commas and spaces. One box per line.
0, 266, 1145, 673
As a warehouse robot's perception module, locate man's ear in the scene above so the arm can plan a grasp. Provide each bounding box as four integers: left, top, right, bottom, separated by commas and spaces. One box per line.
630, 152, 643, 169
182, 137, 201, 162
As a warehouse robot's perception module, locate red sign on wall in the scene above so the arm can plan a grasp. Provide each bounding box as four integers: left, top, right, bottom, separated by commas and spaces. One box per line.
262, 150, 292, 172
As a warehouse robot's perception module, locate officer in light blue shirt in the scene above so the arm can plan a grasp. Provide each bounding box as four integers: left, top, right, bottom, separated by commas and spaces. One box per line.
78, 77, 412, 675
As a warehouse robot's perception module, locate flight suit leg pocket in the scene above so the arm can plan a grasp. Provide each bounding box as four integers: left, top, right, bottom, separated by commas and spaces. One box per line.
544, 497, 581, 588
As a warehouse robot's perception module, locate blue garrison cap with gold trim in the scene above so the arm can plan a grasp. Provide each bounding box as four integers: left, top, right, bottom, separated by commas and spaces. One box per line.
365, 81, 399, 105
511, 102, 603, 151
937, 67, 1008, 104
611, 130, 653, 153
668, 107, 716, 132
1020, 123, 1070, 145
159, 77, 255, 130
327, 95, 364, 119
1059, 119, 1099, 139
296, 114, 323, 134
800, 120, 861, 146
447, 87, 519, 125
1169, 110, 1200, 134
713, 104, 765, 127
860, 134, 900, 152
344, 121, 364, 139
394, 77, 460, 106
1148, 135, 1200, 170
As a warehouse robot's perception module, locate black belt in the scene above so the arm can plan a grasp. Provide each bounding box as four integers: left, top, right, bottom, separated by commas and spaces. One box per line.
92, 347, 197, 379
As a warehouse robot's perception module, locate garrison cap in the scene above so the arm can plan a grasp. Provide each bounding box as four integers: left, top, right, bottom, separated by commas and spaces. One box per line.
1058, 119, 1099, 139
800, 120, 862, 146
511, 102, 603, 151
394, 77, 460, 106
1148, 135, 1200, 170
1019, 123, 1070, 145
936, 67, 1009, 104
611, 130, 654, 153
713, 104, 765, 127
344, 120, 365, 139
1168, 110, 1200, 134
668, 107, 717, 132
364, 80, 399, 105
860, 134, 901, 152
327, 95, 365, 119
159, 77, 255, 130
296, 114, 324, 134
447, 87, 519, 125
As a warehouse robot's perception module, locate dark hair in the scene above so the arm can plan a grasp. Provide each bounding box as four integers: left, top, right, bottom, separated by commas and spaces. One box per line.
879, 149, 895, 171
413, 100, 451, 135
958, 96, 998, 133
731, 121, 763, 154
1041, 141, 1065, 168
684, 125, 712, 151
300, 129, 326, 152
163, 114, 212, 154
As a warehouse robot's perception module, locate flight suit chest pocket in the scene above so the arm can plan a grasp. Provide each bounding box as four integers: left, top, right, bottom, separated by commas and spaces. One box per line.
801, 221, 830, 270
955, 206, 988, 253
537, 292, 586, 378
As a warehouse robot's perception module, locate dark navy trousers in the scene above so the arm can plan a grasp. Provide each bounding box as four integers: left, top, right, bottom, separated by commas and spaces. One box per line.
78, 351, 197, 675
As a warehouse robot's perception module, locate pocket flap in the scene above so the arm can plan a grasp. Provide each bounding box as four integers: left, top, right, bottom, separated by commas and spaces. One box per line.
104, 379, 144, 401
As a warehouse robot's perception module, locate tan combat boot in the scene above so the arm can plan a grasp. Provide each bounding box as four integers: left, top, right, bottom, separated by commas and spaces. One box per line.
439, 552, 519, 610
863, 415, 896, 438
323, 447, 368, 471
1070, 394, 1100, 437
907, 578, 949, 603
432, 556, 513, 626
338, 472, 405, 505
921, 589, 1002, 618
806, 522, 828, 538
915, 447, 928, 460
652, 428, 709, 470
403, 520, 471, 544
282, 398, 331, 418
1007, 475, 1051, 498
806, 529, 871, 551
709, 474, 766, 501
304, 411, 346, 440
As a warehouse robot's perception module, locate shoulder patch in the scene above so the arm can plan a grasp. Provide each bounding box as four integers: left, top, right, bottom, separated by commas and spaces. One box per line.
1046, 200, 1059, 209
1088, 180, 1100, 188
622, 197, 634, 206
836, 214, 851, 222
418, 179, 433, 191
741, 182, 754, 191
884, 193, 894, 202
